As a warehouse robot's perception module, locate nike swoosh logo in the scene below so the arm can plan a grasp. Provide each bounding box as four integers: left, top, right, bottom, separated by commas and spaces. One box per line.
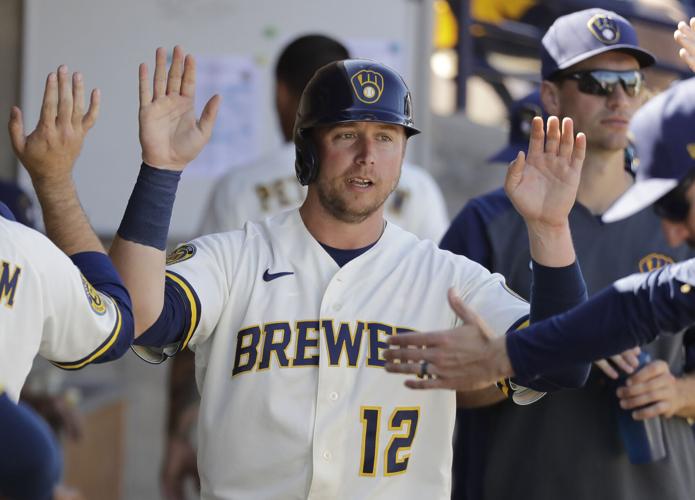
263, 269, 294, 282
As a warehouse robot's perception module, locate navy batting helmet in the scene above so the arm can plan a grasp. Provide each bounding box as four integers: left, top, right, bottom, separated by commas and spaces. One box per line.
293, 59, 420, 185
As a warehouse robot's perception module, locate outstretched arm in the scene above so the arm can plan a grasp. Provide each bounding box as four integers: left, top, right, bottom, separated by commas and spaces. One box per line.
8, 66, 134, 365
109, 46, 220, 336
385, 259, 695, 391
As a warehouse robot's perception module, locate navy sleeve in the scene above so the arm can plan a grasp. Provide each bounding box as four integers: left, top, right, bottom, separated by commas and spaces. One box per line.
514, 260, 591, 390
69, 251, 135, 363
0, 393, 61, 500
133, 272, 192, 353
507, 260, 695, 381
529, 260, 588, 323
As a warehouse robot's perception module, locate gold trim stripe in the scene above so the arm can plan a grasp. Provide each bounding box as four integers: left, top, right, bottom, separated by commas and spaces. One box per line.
53, 296, 123, 370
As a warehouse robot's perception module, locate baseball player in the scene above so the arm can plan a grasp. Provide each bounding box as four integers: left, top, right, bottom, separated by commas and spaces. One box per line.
1, 66, 135, 497
166, 34, 452, 497
82, 43, 594, 499
438, 9, 695, 500
200, 34, 449, 242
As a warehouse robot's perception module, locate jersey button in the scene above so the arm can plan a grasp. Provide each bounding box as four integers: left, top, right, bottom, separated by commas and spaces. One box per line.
329, 392, 339, 401
323, 451, 332, 461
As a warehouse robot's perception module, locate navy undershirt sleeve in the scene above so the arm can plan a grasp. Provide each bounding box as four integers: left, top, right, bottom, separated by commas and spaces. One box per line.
507, 261, 695, 381
69, 251, 135, 363
513, 259, 591, 390
0, 393, 61, 500
134, 277, 189, 348
529, 260, 588, 322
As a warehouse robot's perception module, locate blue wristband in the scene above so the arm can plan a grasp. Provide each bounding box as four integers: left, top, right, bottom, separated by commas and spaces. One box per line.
117, 163, 181, 250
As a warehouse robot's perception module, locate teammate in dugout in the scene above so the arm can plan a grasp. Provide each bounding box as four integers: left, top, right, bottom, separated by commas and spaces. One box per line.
385, 17, 695, 414
441, 8, 695, 500
1, 66, 135, 498
23, 46, 590, 497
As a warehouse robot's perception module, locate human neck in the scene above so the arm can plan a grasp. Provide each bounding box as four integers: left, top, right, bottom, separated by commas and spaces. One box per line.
576, 147, 633, 215
299, 192, 386, 249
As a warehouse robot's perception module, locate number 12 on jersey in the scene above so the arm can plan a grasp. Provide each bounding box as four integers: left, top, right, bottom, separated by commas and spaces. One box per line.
359, 406, 420, 476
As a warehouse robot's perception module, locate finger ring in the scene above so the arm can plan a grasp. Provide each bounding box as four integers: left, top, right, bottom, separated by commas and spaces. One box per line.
419, 360, 429, 378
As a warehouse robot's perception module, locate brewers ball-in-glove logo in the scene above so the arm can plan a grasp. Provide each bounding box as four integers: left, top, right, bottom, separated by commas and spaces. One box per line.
639, 253, 674, 273
80, 274, 107, 315
587, 14, 620, 45
166, 243, 197, 265
351, 70, 384, 104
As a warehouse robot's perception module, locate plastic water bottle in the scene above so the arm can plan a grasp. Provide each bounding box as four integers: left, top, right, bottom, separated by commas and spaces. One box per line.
614, 351, 667, 464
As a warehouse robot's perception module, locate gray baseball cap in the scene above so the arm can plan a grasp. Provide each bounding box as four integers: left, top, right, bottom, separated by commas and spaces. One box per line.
541, 8, 655, 80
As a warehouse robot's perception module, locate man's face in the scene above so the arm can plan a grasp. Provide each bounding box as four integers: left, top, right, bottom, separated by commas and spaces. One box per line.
311, 121, 406, 223
660, 181, 695, 248
544, 51, 643, 153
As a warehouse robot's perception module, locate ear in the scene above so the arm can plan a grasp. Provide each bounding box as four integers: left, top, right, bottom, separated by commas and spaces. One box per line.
540, 80, 560, 117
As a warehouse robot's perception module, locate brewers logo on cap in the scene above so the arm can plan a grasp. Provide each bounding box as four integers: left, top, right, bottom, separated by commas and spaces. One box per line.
638, 253, 674, 273
587, 14, 621, 45
687, 143, 695, 160
351, 70, 384, 104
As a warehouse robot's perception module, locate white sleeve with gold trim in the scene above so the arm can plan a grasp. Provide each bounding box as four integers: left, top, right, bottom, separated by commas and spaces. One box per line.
452, 256, 529, 335
0, 219, 124, 400
132, 230, 239, 364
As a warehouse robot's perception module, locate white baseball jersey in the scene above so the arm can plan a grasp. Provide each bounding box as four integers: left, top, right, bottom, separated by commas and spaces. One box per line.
0, 217, 125, 402
141, 209, 528, 499
198, 142, 450, 242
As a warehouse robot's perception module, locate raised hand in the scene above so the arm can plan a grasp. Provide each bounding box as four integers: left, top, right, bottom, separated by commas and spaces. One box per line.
383, 289, 513, 391
139, 46, 221, 171
8, 65, 99, 183
674, 18, 695, 72
505, 116, 585, 229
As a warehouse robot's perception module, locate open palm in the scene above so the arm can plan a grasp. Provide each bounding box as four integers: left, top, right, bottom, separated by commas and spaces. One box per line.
139, 46, 220, 171
9, 66, 99, 182
505, 116, 585, 227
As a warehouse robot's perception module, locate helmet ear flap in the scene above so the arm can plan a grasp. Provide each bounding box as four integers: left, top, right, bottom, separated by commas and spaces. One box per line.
294, 129, 318, 185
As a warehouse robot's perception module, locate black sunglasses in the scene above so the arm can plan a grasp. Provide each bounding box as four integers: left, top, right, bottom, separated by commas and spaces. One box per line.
554, 70, 644, 97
